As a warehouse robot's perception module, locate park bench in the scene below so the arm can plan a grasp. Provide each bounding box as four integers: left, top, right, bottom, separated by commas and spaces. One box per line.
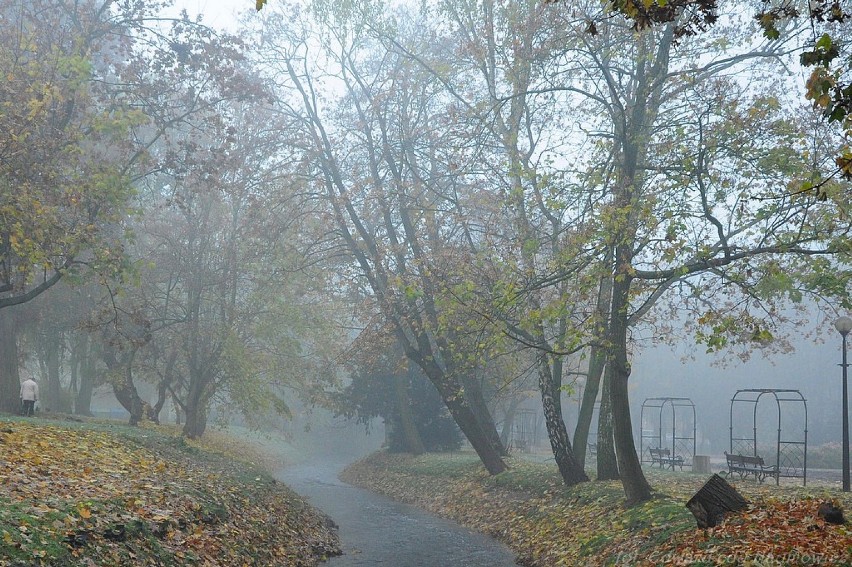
722, 452, 779, 483
588, 443, 597, 456
648, 447, 684, 470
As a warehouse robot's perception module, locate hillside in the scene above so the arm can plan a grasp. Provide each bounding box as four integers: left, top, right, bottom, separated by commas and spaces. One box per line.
0, 417, 339, 567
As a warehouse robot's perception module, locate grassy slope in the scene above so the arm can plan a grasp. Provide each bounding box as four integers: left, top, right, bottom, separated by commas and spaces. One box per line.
0, 416, 339, 567
340, 451, 852, 566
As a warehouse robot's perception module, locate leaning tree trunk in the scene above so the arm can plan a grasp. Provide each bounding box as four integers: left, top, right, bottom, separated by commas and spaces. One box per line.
409, 350, 508, 475
423, 368, 506, 474
0, 308, 21, 414
446, 399, 506, 473
460, 370, 507, 457
538, 352, 589, 486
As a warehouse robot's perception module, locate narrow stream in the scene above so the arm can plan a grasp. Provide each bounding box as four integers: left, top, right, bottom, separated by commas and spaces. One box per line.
275, 460, 518, 566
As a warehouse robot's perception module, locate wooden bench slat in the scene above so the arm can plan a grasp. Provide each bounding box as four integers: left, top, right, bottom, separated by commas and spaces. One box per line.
648, 447, 684, 470
723, 451, 779, 483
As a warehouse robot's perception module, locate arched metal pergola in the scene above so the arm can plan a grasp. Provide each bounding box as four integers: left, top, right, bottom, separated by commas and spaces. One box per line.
510, 409, 538, 453
729, 389, 808, 485
640, 397, 696, 468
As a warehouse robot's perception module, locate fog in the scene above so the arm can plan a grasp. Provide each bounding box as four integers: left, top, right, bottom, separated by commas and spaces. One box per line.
631, 326, 839, 452
2, 0, 851, 520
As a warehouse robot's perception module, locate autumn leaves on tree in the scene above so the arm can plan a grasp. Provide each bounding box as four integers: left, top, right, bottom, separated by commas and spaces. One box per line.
2, 0, 852, 507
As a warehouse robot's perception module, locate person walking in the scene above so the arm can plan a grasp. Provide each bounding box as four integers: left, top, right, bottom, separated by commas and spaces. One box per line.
20, 377, 39, 417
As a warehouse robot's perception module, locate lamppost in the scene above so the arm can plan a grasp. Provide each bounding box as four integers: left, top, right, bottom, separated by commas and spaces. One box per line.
834, 316, 852, 492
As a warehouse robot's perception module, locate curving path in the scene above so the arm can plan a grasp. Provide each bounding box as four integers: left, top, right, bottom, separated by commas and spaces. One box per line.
275, 460, 518, 566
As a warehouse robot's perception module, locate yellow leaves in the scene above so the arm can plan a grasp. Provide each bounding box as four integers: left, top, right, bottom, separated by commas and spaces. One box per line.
0, 420, 340, 566
345, 452, 852, 566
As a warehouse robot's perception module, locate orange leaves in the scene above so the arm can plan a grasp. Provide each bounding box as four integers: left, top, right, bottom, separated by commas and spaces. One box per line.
345, 452, 852, 566
76, 504, 92, 520
0, 420, 338, 566
654, 498, 852, 565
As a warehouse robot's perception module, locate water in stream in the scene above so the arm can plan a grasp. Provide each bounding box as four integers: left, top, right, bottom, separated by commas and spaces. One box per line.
275, 461, 519, 566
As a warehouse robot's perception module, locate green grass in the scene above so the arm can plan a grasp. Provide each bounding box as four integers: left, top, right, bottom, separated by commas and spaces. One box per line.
486, 458, 566, 495
0, 416, 340, 566
386, 452, 483, 478
343, 449, 852, 566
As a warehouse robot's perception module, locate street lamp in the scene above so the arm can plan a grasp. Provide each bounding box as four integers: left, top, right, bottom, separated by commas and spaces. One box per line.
834, 315, 852, 492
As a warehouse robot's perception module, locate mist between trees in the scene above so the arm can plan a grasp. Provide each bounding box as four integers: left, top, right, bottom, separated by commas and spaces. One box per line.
1, 0, 851, 505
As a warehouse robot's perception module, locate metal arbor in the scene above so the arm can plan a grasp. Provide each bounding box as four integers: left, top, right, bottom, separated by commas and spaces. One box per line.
640, 397, 696, 468
510, 409, 538, 453
729, 389, 808, 485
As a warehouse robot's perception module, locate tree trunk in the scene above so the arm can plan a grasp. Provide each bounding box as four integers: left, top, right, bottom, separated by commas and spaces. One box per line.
686, 474, 748, 528
406, 348, 508, 474
173, 391, 183, 425
538, 353, 589, 486
75, 338, 96, 416
596, 363, 620, 480
44, 324, 64, 412
447, 399, 506, 474
183, 404, 208, 438
0, 308, 21, 414
69, 335, 80, 413
574, 348, 605, 467
104, 344, 144, 426
460, 370, 507, 457
150, 350, 177, 425
182, 366, 210, 438
112, 367, 143, 425
113, 367, 144, 426
610, 275, 652, 504
422, 365, 506, 474
574, 265, 613, 466
396, 367, 425, 454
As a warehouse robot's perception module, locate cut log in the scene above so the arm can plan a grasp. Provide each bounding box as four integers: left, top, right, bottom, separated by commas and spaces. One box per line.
685, 473, 749, 528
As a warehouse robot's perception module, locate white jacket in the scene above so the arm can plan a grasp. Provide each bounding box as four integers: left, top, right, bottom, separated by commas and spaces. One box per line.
20, 379, 39, 402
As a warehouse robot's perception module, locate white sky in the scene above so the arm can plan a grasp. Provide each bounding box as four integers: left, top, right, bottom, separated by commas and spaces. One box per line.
167, 0, 247, 31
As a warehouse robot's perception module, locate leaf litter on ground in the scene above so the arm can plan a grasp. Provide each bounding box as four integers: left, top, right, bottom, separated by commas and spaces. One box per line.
340, 451, 852, 566
0, 418, 339, 566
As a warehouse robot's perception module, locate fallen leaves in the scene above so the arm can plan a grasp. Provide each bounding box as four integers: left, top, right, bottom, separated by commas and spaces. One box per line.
0, 419, 339, 566
342, 452, 852, 566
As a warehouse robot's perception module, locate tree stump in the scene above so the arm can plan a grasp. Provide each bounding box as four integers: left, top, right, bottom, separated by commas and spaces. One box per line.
818, 501, 845, 525
686, 474, 749, 528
